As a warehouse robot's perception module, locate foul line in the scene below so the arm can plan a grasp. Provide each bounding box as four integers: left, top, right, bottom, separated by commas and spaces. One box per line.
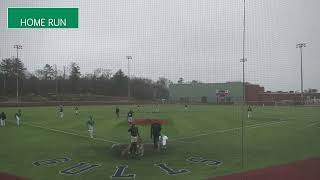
20, 120, 293, 145
171, 120, 289, 142
23, 122, 119, 144
301, 121, 320, 129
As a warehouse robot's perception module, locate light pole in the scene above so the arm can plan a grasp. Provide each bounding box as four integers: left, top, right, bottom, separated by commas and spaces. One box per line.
296, 43, 306, 105
126, 56, 132, 101
54, 64, 58, 101
63, 66, 66, 101
13, 45, 22, 106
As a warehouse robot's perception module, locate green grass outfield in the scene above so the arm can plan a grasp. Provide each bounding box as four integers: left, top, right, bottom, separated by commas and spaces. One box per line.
0, 104, 320, 180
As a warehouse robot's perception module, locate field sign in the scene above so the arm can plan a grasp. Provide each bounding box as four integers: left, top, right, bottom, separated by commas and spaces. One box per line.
8, 8, 78, 28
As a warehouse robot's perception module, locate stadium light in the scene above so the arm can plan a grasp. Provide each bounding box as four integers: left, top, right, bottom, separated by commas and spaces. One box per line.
126, 56, 133, 101
296, 43, 306, 105
13, 44, 23, 106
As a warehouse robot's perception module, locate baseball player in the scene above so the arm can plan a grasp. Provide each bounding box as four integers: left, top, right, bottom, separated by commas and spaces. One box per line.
128, 124, 139, 155
160, 134, 168, 150
0, 112, 6, 127
87, 115, 95, 138
137, 136, 144, 157
59, 105, 64, 120
247, 105, 253, 119
15, 109, 22, 126
127, 110, 134, 124
75, 106, 79, 116
151, 122, 162, 150
115, 106, 120, 119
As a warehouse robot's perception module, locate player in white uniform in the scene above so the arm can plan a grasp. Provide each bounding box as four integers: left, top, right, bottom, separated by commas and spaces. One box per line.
15, 109, 22, 126
75, 106, 79, 116
137, 136, 144, 157
160, 134, 168, 150
247, 106, 253, 119
87, 116, 95, 138
59, 105, 64, 120
0, 112, 6, 127
127, 110, 134, 124
128, 124, 139, 155
184, 104, 189, 110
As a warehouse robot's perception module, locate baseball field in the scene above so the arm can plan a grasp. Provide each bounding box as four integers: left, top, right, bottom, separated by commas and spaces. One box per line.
0, 104, 320, 180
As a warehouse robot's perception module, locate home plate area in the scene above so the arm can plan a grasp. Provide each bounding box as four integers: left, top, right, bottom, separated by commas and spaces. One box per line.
112, 118, 168, 159
210, 158, 320, 180
111, 143, 167, 159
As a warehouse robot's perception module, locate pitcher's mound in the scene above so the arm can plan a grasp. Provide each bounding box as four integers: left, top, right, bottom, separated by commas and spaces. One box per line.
133, 118, 167, 125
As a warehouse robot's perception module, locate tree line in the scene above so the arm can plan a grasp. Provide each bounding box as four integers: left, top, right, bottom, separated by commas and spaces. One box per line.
0, 57, 170, 101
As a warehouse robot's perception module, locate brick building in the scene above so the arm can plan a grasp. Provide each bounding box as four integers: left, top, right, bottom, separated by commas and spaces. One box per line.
245, 83, 320, 105
169, 82, 320, 105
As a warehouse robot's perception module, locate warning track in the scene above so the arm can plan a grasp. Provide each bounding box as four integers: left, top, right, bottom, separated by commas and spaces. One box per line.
0, 172, 31, 180
209, 158, 320, 180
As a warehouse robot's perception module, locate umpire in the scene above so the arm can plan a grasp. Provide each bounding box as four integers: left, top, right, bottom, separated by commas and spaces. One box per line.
151, 122, 162, 150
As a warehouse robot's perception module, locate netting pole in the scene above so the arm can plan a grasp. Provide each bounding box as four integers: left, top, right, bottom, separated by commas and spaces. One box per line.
240, 0, 247, 170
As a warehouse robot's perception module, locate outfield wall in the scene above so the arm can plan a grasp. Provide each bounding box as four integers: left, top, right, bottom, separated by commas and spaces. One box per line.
169, 82, 243, 103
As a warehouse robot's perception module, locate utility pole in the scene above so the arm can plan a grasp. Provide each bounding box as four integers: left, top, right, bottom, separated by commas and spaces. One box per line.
296, 43, 306, 105
13, 45, 22, 106
126, 56, 132, 101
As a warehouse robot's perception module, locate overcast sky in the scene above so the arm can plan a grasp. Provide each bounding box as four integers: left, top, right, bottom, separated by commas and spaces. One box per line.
0, 0, 319, 91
